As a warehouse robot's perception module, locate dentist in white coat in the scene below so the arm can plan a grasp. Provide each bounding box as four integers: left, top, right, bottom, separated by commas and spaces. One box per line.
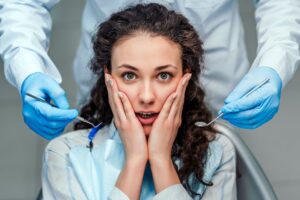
0, 0, 299, 139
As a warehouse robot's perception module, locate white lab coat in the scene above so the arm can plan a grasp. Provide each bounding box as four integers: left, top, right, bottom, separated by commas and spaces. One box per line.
0, 0, 299, 113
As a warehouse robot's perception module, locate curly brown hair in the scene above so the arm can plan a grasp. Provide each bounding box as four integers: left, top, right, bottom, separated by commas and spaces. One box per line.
74, 3, 216, 199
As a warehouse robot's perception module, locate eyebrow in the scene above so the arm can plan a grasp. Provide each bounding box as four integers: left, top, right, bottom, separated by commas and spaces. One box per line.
117, 64, 178, 71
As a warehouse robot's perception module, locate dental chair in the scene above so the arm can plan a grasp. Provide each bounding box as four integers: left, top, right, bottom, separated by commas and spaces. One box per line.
214, 121, 278, 200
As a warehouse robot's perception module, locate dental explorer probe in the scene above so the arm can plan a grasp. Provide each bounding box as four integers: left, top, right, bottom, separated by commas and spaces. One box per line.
194, 78, 270, 127
25, 92, 97, 128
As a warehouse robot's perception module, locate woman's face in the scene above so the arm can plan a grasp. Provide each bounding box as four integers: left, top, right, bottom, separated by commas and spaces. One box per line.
110, 33, 183, 136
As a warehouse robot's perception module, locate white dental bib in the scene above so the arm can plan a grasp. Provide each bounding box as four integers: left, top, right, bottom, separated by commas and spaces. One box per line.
68, 121, 222, 199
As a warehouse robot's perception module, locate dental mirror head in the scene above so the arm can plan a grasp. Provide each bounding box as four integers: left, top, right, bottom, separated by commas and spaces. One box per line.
194, 121, 208, 127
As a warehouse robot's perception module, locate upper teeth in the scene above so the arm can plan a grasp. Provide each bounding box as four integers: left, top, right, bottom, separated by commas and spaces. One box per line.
140, 113, 154, 118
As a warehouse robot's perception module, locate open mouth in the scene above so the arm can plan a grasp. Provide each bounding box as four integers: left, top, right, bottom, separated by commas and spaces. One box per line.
135, 112, 158, 125
137, 112, 157, 118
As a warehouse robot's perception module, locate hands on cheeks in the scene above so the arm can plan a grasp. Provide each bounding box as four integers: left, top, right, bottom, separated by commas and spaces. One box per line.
104, 72, 192, 163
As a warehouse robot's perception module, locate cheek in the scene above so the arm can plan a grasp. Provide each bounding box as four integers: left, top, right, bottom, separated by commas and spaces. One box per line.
156, 82, 179, 103
115, 81, 137, 104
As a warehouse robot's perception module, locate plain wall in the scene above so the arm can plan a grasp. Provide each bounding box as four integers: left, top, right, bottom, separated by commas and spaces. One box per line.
0, 0, 299, 199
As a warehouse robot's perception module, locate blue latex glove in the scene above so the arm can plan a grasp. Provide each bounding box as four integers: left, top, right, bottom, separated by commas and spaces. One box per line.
220, 66, 282, 129
21, 72, 78, 140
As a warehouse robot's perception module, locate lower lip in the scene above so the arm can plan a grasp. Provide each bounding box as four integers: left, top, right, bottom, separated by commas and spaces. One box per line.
136, 114, 158, 125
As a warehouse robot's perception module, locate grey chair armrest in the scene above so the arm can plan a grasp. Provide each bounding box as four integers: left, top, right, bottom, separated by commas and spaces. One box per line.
214, 121, 277, 200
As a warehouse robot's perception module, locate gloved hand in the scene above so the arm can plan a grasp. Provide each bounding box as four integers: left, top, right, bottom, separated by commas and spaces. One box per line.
21, 72, 78, 140
220, 66, 282, 129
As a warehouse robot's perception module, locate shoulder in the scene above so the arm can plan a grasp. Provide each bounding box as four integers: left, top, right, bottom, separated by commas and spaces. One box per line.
207, 133, 236, 169
205, 133, 236, 169
191, 133, 236, 195
45, 129, 90, 157
44, 125, 113, 158
213, 133, 235, 155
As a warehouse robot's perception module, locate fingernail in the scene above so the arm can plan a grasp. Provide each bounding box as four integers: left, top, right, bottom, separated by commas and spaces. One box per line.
118, 92, 123, 98
109, 79, 113, 86
106, 75, 113, 86
187, 74, 192, 84
182, 74, 192, 86
105, 74, 113, 86
172, 93, 177, 99
182, 77, 187, 86
105, 74, 108, 82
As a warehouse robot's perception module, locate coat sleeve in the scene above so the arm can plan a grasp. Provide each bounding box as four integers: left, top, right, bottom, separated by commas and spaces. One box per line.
0, 0, 62, 90
251, 0, 300, 87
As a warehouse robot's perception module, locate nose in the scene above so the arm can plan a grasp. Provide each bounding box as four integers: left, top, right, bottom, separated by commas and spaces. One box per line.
139, 80, 155, 105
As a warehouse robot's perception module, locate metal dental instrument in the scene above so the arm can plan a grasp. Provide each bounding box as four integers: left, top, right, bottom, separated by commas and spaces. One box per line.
194, 78, 270, 127
26, 92, 98, 128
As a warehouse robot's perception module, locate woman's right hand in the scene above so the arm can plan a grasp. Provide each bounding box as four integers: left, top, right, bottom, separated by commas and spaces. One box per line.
105, 73, 148, 163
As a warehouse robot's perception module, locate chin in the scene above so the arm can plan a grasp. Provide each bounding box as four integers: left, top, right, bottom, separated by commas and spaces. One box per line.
143, 125, 152, 136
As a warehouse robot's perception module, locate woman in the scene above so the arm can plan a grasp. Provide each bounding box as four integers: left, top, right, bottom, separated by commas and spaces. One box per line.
42, 3, 236, 200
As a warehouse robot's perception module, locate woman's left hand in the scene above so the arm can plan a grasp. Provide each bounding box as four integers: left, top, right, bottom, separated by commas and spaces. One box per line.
148, 73, 191, 162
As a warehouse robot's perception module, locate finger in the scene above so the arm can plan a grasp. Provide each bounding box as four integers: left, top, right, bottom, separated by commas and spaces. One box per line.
23, 105, 72, 130
223, 98, 276, 126
118, 91, 137, 121
42, 127, 65, 140
105, 73, 120, 121
177, 74, 191, 113
222, 97, 268, 120
41, 118, 70, 130
159, 92, 177, 120
226, 110, 276, 129
42, 78, 70, 109
221, 88, 267, 113
106, 74, 127, 121
169, 73, 191, 119
33, 102, 78, 121
25, 118, 65, 139
38, 125, 65, 137
225, 74, 261, 104
42, 129, 64, 140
